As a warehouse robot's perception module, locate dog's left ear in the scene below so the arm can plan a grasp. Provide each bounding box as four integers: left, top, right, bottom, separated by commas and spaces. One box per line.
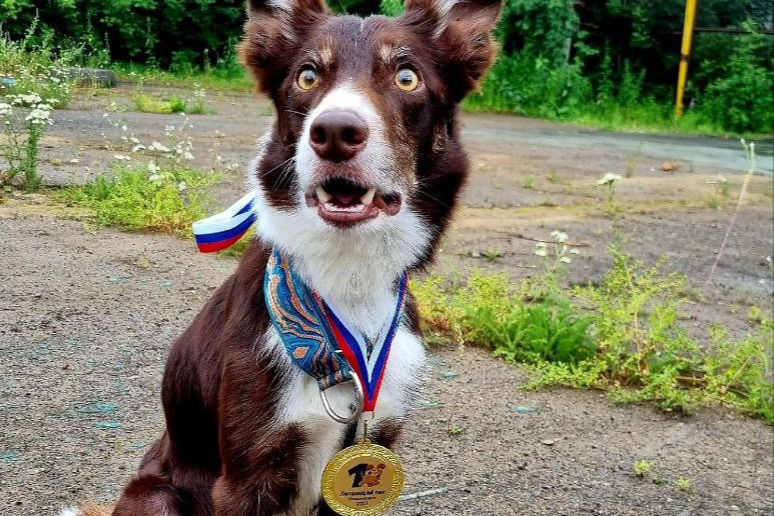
403, 0, 502, 101
239, 0, 330, 95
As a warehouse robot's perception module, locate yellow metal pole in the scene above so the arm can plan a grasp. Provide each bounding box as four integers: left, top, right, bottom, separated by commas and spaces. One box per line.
675, 0, 699, 117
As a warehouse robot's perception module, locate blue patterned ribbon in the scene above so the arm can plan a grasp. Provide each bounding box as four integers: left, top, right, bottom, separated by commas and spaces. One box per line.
264, 249, 407, 411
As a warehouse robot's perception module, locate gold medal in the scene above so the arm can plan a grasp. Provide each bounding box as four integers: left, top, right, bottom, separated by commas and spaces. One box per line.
321, 439, 404, 516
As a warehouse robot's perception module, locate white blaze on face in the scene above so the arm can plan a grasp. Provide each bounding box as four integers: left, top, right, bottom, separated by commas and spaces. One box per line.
295, 84, 394, 197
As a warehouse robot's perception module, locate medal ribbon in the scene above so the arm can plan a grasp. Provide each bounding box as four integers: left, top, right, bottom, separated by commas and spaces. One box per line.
264, 249, 408, 414
191, 191, 257, 253
194, 194, 409, 417
317, 274, 408, 412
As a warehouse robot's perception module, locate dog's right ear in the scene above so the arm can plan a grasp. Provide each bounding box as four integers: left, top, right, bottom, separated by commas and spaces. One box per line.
239, 0, 329, 95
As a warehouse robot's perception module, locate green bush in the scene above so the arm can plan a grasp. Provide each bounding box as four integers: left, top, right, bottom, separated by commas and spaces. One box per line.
699, 27, 774, 134
465, 53, 593, 119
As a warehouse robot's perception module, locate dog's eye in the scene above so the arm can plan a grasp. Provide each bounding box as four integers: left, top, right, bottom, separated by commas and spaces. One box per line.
395, 68, 419, 92
297, 67, 319, 90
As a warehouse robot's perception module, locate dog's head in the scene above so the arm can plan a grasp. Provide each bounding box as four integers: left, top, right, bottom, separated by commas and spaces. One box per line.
240, 0, 501, 295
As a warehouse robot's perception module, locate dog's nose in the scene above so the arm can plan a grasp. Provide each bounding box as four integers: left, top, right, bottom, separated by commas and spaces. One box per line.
309, 110, 369, 162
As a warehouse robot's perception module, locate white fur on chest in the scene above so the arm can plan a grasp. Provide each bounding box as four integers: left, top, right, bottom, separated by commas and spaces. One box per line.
263, 325, 426, 515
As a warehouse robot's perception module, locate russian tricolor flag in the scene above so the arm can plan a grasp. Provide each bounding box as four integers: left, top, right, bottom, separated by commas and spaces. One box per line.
192, 191, 258, 253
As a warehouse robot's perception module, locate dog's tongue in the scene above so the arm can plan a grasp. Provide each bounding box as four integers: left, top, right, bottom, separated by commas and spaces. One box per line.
332, 192, 359, 205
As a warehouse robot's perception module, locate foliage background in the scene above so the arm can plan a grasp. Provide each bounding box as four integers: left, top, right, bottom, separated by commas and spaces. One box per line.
1, 0, 772, 132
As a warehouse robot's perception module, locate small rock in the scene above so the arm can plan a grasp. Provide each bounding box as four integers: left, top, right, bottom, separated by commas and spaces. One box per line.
541, 439, 556, 446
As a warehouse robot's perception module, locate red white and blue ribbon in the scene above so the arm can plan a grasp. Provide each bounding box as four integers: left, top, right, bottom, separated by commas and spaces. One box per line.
317, 275, 408, 412
191, 191, 257, 253
264, 249, 409, 414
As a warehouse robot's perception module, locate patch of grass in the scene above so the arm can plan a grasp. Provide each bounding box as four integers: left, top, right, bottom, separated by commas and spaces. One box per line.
114, 61, 253, 93
547, 170, 568, 185
522, 174, 536, 189
413, 245, 774, 423
703, 196, 721, 210
481, 248, 503, 262
749, 305, 764, 324
413, 271, 596, 365
675, 477, 693, 492
59, 165, 219, 236
633, 460, 652, 478
447, 423, 464, 437
131, 93, 187, 114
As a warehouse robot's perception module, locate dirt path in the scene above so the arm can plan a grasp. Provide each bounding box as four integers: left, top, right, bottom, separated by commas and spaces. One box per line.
1, 212, 772, 516
1, 84, 773, 515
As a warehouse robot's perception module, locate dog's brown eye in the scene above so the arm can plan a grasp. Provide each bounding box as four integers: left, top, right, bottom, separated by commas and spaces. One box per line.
297, 68, 319, 90
395, 68, 419, 92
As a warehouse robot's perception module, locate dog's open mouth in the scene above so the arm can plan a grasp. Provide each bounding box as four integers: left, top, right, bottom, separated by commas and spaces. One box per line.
305, 177, 402, 226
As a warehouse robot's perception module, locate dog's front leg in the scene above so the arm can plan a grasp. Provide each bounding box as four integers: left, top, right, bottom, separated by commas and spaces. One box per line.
212, 349, 307, 515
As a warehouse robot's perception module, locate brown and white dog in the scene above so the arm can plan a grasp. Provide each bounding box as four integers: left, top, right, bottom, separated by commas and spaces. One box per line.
61, 0, 501, 514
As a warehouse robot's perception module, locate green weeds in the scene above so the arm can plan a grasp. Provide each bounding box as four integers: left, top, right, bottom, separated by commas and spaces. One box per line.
414, 242, 774, 423
0, 25, 74, 108
60, 165, 219, 236
632, 460, 652, 478
114, 62, 253, 93
131, 93, 187, 114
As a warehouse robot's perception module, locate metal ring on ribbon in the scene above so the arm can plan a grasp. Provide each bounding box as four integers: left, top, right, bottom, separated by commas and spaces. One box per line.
319, 374, 364, 425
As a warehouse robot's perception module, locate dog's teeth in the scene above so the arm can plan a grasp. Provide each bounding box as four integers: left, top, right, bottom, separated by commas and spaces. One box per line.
324, 202, 365, 213
360, 188, 376, 206
316, 186, 332, 203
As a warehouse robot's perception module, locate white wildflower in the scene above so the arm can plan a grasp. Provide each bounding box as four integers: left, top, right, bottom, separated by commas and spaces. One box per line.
183, 151, 195, 161
130, 136, 140, 144
535, 243, 548, 257
560, 256, 572, 264
148, 141, 171, 153
121, 125, 128, 131
113, 154, 131, 161
148, 161, 160, 175
25, 108, 53, 125
550, 230, 569, 244
69, 158, 80, 164
569, 249, 581, 255
132, 144, 147, 152
0, 102, 12, 116
597, 173, 623, 186
178, 182, 187, 192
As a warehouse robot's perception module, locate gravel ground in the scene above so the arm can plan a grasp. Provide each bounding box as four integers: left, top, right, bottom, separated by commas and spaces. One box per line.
1, 85, 773, 515
1, 206, 772, 516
